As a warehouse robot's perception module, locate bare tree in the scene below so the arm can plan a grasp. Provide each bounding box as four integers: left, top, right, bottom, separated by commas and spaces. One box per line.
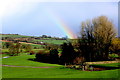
79, 16, 116, 61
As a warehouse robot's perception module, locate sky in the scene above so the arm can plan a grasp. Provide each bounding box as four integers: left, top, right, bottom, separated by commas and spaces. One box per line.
1, 0, 119, 38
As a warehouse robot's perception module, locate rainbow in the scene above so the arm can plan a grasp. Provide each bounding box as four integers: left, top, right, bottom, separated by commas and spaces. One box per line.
45, 9, 77, 39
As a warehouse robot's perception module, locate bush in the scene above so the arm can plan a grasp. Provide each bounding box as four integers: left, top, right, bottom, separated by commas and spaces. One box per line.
35, 50, 50, 63
35, 49, 59, 64
29, 51, 35, 55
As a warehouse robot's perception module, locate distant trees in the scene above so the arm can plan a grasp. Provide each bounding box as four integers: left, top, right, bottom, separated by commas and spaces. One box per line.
4, 42, 12, 48
3, 41, 33, 56
9, 43, 22, 56
24, 44, 32, 52
44, 43, 60, 50
78, 16, 116, 61
41, 35, 48, 38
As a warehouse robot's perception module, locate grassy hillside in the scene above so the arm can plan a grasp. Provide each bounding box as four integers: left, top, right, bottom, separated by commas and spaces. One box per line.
1, 34, 67, 45
1, 34, 33, 38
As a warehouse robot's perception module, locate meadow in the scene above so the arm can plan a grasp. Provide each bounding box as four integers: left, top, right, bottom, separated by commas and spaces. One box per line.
2, 53, 120, 78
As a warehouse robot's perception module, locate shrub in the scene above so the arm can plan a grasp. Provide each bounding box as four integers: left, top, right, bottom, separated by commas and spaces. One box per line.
35, 50, 50, 63
29, 51, 35, 55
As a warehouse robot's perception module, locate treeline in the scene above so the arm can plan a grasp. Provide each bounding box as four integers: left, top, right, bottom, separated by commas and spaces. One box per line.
2, 42, 32, 56
0, 34, 19, 35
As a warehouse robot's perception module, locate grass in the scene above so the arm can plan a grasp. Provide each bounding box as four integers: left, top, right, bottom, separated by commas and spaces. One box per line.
32, 49, 44, 53
20, 43, 44, 49
2, 66, 119, 78
109, 53, 119, 58
2, 49, 9, 53
91, 63, 120, 67
2, 54, 120, 78
2, 53, 61, 67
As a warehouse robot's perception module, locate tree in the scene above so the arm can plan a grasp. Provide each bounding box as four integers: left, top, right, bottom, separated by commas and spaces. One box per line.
79, 16, 116, 61
50, 49, 59, 63
9, 43, 22, 56
23, 44, 32, 52
4, 42, 12, 48
41, 35, 47, 38
15, 43, 22, 55
110, 38, 120, 55
60, 42, 75, 65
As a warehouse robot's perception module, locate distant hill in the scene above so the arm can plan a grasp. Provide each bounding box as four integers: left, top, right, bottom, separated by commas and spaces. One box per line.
1, 34, 34, 38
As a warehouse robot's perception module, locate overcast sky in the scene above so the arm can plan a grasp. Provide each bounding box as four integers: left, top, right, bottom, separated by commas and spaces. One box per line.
2, 1, 118, 38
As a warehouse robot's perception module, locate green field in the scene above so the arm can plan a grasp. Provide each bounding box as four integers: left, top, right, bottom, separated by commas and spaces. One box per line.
1, 34, 33, 38
29, 39, 67, 45
2, 67, 119, 78
2, 54, 120, 78
2, 54, 61, 67
2, 34, 67, 45
20, 43, 44, 49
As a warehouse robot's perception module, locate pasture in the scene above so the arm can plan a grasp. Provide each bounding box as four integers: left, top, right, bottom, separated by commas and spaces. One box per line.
2, 53, 120, 78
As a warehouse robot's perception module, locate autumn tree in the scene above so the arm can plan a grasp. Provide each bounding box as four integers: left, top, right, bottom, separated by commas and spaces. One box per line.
79, 16, 116, 61
110, 38, 120, 55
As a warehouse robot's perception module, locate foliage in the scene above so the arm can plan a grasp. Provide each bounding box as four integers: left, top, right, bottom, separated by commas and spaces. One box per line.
50, 49, 59, 63
60, 42, 75, 65
35, 49, 59, 64
109, 53, 119, 59
110, 38, 120, 55
29, 51, 35, 55
3, 42, 13, 48
35, 50, 50, 63
79, 16, 116, 61
44, 43, 60, 50
9, 43, 22, 56
22, 44, 32, 52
